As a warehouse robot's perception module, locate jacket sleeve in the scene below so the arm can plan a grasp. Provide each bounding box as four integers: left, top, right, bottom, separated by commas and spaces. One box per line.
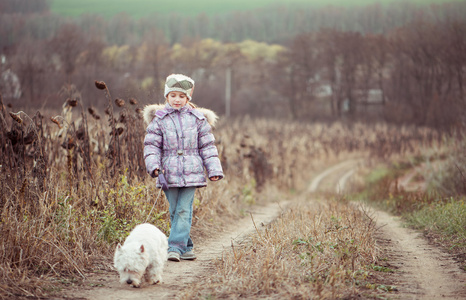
144, 119, 163, 177
198, 119, 224, 180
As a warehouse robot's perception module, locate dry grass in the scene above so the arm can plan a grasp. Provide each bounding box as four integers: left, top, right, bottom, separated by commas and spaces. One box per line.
182, 199, 380, 299
0, 83, 448, 298
352, 134, 466, 272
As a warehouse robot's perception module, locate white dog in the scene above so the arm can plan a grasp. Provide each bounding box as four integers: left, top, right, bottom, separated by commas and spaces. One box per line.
114, 223, 168, 288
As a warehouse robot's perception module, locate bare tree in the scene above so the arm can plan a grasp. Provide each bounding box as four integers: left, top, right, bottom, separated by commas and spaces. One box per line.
139, 29, 170, 99
13, 38, 47, 104
276, 33, 321, 119
47, 24, 86, 79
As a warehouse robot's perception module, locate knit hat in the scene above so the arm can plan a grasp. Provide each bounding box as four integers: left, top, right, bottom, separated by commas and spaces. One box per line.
164, 74, 195, 101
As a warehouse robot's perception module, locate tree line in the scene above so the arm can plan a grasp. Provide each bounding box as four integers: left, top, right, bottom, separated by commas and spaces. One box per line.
0, 0, 465, 130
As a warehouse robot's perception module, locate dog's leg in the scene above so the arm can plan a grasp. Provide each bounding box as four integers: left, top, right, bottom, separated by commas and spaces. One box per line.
146, 264, 162, 284
144, 270, 156, 285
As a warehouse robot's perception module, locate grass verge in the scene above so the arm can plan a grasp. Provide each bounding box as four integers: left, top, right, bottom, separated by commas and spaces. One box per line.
407, 198, 466, 270
180, 198, 397, 299
356, 155, 466, 271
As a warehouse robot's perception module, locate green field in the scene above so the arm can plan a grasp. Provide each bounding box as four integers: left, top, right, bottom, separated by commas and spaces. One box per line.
50, 0, 463, 19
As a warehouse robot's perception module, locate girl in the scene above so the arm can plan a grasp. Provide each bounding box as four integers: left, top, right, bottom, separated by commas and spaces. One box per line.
143, 74, 224, 262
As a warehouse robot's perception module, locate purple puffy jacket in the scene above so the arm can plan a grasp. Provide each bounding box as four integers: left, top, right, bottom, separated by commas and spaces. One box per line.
143, 103, 224, 188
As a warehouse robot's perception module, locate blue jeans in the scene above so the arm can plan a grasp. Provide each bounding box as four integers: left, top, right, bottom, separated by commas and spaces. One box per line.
164, 187, 195, 255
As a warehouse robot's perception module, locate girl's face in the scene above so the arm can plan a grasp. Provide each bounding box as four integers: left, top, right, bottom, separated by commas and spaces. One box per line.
167, 91, 188, 109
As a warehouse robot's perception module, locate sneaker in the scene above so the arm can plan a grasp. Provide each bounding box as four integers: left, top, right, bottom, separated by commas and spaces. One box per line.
167, 252, 180, 262
180, 250, 197, 260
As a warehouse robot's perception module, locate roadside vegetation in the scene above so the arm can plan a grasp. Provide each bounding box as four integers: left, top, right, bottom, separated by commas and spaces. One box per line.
354, 134, 466, 271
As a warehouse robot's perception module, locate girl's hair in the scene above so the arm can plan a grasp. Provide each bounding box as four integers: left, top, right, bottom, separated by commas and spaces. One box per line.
164, 99, 197, 108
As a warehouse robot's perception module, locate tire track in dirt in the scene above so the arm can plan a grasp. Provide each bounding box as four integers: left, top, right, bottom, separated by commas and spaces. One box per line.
61, 201, 289, 299
310, 159, 466, 300
308, 159, 362, 193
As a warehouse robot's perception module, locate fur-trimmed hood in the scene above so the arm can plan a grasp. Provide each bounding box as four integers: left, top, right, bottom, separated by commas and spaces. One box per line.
142, 103, 218, 127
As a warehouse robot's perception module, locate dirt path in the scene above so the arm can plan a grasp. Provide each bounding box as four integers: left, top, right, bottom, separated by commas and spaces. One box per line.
61, 201, 288, 299
310, 159, 466, 300
60, 159, 466, 299
372, 210, 466, 299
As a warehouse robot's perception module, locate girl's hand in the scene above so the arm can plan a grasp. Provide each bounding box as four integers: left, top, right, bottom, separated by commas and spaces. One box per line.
210, 176, 220, 181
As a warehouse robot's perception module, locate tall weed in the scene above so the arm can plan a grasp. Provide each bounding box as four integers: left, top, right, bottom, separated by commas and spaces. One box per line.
428, 134, 466, 196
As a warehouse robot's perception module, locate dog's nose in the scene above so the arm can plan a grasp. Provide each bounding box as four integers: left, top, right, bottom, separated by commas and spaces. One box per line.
126, 279, 133, 284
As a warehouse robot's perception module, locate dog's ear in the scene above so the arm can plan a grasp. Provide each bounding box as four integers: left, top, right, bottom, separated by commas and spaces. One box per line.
140, 245, 145, 253
116, 243, 122, 250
